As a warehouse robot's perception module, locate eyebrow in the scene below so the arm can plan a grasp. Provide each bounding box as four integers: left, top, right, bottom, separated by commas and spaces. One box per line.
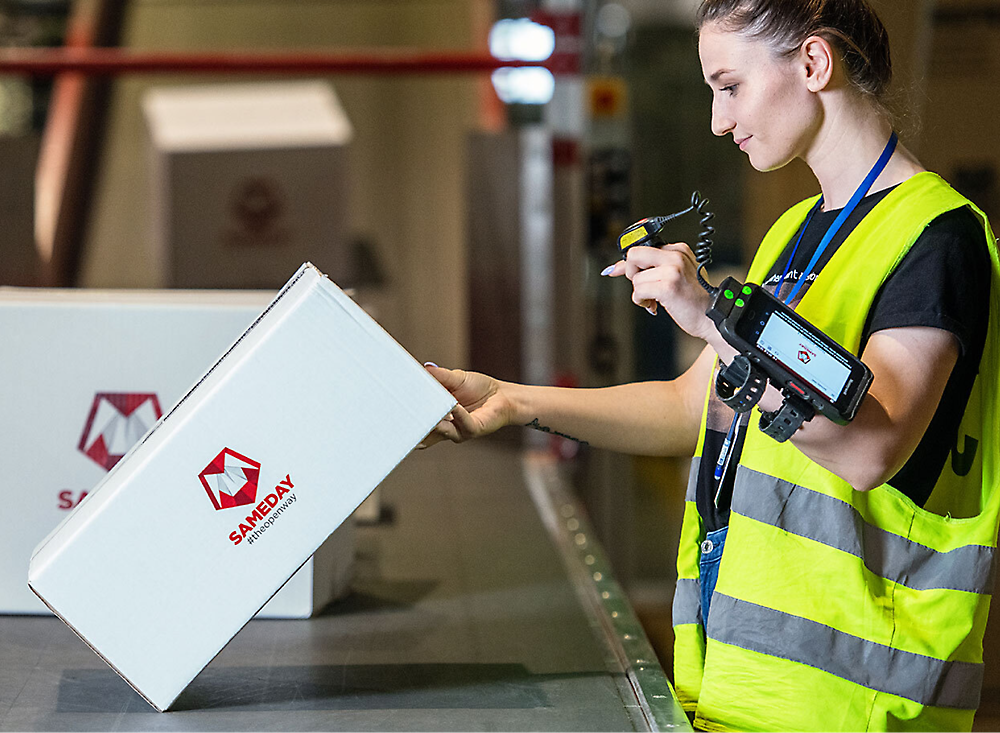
709, 69, 734, 82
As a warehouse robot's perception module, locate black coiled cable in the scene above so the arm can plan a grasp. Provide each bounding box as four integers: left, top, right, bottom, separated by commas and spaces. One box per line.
649, 190, 718, 296
690, 191, 718, 296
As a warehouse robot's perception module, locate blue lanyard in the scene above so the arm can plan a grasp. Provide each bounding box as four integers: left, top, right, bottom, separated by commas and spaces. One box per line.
714, 132, 898, 498
774, 198, 821, 302
780, 132, 898, 304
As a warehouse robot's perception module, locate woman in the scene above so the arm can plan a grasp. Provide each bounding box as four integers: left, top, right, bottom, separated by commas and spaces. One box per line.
423, 1, 999, 730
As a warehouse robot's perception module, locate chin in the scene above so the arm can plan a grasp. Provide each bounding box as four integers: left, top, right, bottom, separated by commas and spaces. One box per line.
748, 150, 795, 173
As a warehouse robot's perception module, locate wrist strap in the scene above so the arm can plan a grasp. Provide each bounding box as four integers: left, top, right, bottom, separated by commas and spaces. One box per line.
759, 394, 815, 443
715, 355, 766, 413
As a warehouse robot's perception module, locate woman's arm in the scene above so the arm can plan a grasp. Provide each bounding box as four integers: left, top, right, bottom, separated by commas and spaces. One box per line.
680, 296, 960, 492
786, 326, 959, 491
422, 344, 716, 457
606, 241, 965, 492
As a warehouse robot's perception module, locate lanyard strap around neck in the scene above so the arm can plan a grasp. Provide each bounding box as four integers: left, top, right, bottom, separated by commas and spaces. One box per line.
782, 132, 898, 305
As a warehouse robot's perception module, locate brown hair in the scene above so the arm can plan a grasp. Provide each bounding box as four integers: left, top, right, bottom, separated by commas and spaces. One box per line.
697, 0, 893, 104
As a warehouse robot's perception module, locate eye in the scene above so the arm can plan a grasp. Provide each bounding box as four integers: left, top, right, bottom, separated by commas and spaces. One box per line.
721, 84, 739, 96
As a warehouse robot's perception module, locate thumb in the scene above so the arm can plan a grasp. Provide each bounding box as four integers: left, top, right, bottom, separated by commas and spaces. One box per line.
424, 362, 466, 392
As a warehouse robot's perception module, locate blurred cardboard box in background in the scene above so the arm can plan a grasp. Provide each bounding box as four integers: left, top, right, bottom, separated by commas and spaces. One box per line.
143, 81, 353, 289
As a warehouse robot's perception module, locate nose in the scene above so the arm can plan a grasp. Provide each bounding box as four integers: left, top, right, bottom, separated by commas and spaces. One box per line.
711, 97, 735, 137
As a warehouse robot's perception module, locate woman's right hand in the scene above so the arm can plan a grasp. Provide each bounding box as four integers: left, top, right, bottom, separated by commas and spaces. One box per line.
603, 243, 715, 343
419, 364, 517, 448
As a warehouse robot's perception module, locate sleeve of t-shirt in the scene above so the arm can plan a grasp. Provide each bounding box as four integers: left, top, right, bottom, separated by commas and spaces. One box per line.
863, 206, 990, 356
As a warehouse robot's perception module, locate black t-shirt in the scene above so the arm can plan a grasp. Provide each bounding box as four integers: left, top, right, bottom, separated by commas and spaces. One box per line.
697, 187, 991, 532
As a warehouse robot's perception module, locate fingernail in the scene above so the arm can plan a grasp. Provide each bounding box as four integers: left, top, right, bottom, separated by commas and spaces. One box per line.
424, 361, 439, 368
600, 265, 615, 276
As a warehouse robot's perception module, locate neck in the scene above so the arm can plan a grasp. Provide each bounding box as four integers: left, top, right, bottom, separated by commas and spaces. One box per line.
802, 95, 922, 210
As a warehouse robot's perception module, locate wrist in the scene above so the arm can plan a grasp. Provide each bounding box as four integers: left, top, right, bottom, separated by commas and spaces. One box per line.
503, 380, 533, 426
699, 317, 738, 363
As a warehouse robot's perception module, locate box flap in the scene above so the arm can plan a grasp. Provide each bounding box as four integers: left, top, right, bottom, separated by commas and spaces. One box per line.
142, 81, 353, 152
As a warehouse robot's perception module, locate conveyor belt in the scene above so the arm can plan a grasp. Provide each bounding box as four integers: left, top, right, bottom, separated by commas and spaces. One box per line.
0, 443, 691, 731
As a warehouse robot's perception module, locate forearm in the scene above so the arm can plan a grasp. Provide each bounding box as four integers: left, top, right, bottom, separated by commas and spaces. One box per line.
785, 395, 901, 490
506, 381, 697, 456
505, 348, 714, 457
700, 319, 958, 491
784, 328, 958, 491
694, 315, 889, 486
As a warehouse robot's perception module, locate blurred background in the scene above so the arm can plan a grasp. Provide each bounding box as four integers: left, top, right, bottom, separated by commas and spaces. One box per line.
1, 0, 997, 717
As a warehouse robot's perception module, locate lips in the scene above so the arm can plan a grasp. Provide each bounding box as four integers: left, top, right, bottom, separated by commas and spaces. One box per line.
737, 136, 752, 150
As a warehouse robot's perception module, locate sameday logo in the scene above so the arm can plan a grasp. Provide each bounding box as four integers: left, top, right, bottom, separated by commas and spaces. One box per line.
62, 392, 163, 510
79, 393, 163, 471
199, 448, 261, 510
198, 448, 297, 546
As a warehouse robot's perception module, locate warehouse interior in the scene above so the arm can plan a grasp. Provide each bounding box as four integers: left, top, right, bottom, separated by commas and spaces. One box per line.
1, 0, 999, 730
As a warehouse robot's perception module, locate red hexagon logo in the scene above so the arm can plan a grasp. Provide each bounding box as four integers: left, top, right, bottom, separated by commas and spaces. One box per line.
78, 393, 163, 471
199, 448, 261, 511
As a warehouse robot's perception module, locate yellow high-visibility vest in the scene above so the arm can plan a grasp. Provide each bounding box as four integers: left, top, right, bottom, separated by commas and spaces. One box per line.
673, 172, 1000, 731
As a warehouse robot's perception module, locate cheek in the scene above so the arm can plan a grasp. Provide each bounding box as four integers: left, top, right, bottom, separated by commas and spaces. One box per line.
754, 86, 817, 159
747, 109, 810, 170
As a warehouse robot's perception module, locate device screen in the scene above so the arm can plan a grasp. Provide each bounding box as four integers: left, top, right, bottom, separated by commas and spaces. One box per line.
756, 310, 852, 402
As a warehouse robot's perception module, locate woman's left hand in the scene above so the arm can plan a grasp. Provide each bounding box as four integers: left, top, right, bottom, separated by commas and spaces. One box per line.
604, 243, 716, 341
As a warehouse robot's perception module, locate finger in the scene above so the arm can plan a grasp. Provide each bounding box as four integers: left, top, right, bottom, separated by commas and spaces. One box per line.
430, 416, 463, 443
623, 259, 644, 280
623, 246, 671, 279
423, 363, 468, 393
632, 266, 681, 292
624, 245, 664, 269
601, 261, 626, 278
632, 280, 676, 314
418, 431, 448, 449
631, 267, 663, 287
628, 293, 657, 315
658, 242, 699, 266
626, 243, 694, 271
448, 403, 481, 440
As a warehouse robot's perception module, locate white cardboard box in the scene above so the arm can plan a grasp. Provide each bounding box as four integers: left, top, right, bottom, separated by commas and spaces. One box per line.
0, 286, 354, 618
28, 263, 455, 711
143, 81, 353, 289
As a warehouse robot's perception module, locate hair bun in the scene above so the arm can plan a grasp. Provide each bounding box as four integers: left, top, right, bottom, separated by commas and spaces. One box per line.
697, 0, 893, 103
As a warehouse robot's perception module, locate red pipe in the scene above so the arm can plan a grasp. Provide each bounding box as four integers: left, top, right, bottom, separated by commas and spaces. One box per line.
0, 48, 578, 76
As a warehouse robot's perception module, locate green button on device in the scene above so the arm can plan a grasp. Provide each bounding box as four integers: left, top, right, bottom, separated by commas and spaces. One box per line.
724, 289, 734, 300
735, 298, 745, 308
742, 286, 753, 295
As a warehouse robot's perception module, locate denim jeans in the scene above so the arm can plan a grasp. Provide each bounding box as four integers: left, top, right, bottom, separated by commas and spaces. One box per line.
699, 525, 728, 628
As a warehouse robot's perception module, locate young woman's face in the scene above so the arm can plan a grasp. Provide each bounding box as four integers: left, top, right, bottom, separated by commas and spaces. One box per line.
698, 22, 820, 171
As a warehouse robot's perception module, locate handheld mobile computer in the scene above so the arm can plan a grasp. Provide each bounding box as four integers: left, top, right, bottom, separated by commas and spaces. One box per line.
706, 277, 873, 426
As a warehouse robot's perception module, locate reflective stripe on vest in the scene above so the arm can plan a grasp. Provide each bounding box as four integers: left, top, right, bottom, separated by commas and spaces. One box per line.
674, 460, 704, 628
732, 467, 997, 595
674, 172, 1000, 731
674, 455, 707, 711
707, 593, 984, 710
672, 577, 702, 627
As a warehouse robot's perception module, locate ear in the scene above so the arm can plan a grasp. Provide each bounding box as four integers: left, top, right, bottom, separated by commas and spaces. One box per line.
800, 34, 835, 92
